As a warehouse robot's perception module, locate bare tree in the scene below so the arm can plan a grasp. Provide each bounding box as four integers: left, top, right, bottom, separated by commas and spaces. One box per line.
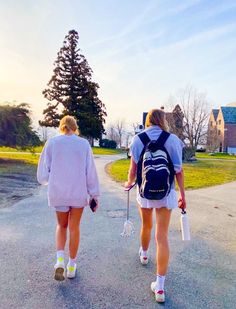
169, 86, 210, 149
124, 131, 133, 148
38, 125, 50, 143
106, 124, 119, 144
38, 125, 57, 143
115, 119, 126, 148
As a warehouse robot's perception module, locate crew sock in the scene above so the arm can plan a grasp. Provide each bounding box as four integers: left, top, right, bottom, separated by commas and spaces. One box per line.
142, 249, 148, 257
56, 250, 65, 263
68, 257, 77, 267
156, 274, 165, 291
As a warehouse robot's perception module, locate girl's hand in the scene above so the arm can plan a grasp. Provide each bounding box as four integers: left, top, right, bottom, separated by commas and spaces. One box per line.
178, 196, 186, 210
124, 181, 133, 189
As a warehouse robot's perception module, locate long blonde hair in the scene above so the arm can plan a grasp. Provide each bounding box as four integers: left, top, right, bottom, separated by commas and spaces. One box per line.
59, 115, 79, 135
145, 109, 169, 131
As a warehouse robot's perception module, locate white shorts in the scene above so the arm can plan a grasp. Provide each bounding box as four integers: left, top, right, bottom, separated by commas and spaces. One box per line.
53, 206, 84, 213
137, 188, 178, 210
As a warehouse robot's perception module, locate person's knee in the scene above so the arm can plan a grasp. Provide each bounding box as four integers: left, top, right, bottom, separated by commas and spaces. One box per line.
156, 233, 168, 245
58, 222, 68, 229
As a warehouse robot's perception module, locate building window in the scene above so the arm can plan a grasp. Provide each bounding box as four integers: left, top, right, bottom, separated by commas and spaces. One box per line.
210, 121, 213, 127
218, 120, 221, 125
218, 130, 221, 135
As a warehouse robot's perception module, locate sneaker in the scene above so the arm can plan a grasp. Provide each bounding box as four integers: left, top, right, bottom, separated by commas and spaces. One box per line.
66, 263, 77, 279
139, 247, 149, 265
54, 257, 65, 281
151, 282, 165, 303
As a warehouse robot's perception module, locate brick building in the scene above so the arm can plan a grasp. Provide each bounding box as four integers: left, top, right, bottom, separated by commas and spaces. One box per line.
208, 104, 236, 154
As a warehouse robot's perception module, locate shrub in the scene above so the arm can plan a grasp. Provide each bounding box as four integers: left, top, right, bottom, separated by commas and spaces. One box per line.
99, 139, 117, 149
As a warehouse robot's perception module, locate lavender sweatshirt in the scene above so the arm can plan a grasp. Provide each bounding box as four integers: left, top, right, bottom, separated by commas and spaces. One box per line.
37, 134, 100, 208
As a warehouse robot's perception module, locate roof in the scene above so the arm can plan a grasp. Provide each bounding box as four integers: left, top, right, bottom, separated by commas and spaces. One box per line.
221, 106, 236, 124
212, 109, 219, 121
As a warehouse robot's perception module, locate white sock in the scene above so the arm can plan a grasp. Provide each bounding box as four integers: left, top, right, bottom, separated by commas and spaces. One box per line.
68, 257, 76, 267
142, 249, 148, 257
156, 274, 165, 291
56, 250, 65, 261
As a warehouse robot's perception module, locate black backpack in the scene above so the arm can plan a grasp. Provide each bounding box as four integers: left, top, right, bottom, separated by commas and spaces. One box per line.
137, 131, 175, 200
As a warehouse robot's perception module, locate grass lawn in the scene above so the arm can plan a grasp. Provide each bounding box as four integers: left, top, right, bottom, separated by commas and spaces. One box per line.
107, 159, 236, 189
0, 153, 39, 165
196, 152, 236, 160
0, 146, 43, 153
92, 147, 123, 155
0, 146, 123, 164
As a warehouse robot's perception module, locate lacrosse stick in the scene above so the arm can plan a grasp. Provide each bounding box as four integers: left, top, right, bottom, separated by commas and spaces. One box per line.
121, 183, 136, 237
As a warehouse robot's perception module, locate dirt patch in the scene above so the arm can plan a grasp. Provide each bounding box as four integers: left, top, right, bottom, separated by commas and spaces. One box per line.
0, 159, 38, 208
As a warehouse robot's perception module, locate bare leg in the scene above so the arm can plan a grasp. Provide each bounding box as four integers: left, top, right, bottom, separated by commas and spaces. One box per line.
69, 208, 84, 259
139, 206, 153, 251
155, 208, 172, 275
55, 211, 69, 251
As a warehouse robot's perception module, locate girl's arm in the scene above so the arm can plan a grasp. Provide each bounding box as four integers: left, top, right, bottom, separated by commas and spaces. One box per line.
125, 157, 137, 188
175, 168, 186, 209
37, 141, 51, 185
86, 145, 100, 198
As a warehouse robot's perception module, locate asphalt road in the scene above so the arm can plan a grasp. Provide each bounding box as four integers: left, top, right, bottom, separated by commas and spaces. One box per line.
0, 155, 235, 309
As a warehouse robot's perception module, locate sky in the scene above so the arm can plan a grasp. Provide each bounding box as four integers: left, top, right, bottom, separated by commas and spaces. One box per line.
0, 0, 236, 127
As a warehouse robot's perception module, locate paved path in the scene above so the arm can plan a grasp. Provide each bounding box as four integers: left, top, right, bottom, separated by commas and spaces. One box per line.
0, 155, 235, 309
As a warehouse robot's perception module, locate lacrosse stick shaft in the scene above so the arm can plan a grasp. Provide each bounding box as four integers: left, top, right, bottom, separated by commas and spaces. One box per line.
127, 190, 130, 221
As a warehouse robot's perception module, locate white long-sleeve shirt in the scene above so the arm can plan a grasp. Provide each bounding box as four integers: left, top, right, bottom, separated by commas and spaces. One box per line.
37, 134, 100, 208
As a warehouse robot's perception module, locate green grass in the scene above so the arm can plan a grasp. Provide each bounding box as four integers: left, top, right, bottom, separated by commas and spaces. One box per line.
0, 146, 43, 153
196, 152, 236, 160
92, 147, 123, 155
0, 146, 22, 152
0, 153, 39, 165
0, 145, 122, 155
0, 146, 122, 165
108, 159, 236, 189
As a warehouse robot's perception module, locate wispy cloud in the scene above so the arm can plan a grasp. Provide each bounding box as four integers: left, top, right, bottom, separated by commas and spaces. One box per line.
141, 0, 203, 27
143, 21, 236, 56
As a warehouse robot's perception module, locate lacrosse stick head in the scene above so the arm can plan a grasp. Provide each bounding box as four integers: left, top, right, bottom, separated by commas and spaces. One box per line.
120, 219, 134, 237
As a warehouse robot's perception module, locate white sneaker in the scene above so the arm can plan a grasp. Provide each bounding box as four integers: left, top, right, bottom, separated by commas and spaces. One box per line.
54, 257, 65, 281
151, 282, 165, 303
139, 247, 149, 265
67, 263, 77, 279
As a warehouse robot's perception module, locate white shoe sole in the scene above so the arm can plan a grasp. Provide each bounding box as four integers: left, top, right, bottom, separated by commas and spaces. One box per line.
54, 267, 65, 281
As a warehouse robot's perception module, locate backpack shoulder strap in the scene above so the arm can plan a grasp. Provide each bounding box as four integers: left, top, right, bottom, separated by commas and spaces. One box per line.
138, 132, 150, 147
156, 131, 170, 146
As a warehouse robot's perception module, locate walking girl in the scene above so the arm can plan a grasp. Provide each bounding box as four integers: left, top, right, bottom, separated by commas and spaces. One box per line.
37, 115, 99, 281
125, 109, 186, 303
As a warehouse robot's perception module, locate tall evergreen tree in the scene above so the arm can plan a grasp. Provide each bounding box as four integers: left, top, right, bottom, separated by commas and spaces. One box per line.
40, 30, 106, 141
